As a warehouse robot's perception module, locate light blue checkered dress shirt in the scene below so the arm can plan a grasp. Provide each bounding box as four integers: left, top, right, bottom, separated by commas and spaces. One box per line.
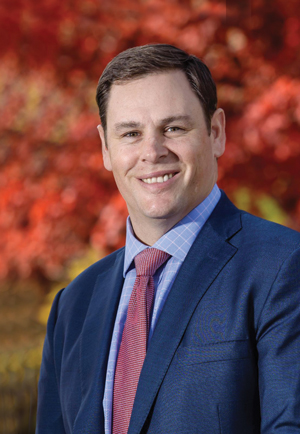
103, 184, 221, 433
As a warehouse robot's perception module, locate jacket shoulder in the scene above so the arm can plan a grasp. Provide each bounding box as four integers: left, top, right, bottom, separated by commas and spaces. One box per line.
58, 246, 125, 311
239, 210, 300, 249
214, 191, 300, 251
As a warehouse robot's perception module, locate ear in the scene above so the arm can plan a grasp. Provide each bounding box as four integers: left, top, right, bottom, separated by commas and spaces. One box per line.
210, 108, 226, 159
97, 124, 112, 171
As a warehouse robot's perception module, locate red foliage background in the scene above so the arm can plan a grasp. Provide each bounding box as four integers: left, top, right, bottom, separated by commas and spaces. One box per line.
1, 0, 300, 285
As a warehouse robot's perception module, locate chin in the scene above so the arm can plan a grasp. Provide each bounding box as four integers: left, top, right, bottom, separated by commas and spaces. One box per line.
143, 206, 183, 222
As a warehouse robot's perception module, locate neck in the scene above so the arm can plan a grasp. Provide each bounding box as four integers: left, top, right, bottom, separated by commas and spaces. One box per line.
129, 216, 181, 246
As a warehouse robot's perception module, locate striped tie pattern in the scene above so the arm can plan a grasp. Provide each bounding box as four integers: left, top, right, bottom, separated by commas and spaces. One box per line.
112, 248, 170, 434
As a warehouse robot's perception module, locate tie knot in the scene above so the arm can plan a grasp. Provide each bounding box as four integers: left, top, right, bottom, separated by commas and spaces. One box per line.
134, 248, 170, 277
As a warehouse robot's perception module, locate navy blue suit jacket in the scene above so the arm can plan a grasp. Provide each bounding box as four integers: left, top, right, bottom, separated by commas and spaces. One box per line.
36, 192, 300, 433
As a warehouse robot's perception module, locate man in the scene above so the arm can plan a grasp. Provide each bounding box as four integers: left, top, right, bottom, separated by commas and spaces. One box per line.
36, 44, 300, 434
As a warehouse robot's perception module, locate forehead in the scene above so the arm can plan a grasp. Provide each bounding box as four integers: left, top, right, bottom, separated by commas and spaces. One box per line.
106, 70, 203, 127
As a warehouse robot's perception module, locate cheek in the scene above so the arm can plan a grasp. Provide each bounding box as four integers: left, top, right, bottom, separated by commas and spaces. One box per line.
182, 145, 209, 170
109, 157, 126, 177
195, 143, 215, 167
109, 155, 136, 192
111, 147, 137, 171
185, 146, 216, 184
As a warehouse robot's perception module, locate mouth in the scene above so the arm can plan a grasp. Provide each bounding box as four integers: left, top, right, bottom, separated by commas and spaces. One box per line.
141, 173, 176, 184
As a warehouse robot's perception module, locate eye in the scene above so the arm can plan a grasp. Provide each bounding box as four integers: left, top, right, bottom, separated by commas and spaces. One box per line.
123, 131, 139, 138
165, 126, 185, 135
166, 126, 181, 132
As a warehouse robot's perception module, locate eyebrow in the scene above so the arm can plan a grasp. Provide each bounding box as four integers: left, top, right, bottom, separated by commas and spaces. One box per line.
114, 121, 142, 132
113, 115, 192, 132
159, 115, 193, 126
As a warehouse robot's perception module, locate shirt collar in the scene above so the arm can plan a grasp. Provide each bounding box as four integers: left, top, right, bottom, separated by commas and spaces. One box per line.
123, 184, 221, 277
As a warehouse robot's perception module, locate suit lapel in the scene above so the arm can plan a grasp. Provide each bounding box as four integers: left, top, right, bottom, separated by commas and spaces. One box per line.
73, 249, 125, 434
129, 194, 242, 434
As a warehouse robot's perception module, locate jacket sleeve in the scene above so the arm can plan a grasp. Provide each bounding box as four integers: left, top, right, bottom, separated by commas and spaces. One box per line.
256, 246, 300, 432
36, 288, 66, 434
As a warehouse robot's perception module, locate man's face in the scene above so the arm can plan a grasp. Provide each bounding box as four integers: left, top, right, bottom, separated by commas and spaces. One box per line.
98, 70, 225, 238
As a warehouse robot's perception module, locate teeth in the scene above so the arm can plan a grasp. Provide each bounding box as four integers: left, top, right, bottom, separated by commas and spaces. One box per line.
142, 173, 174, 184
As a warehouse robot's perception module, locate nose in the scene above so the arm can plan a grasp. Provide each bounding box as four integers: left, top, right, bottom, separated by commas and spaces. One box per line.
140, 134, 168, 163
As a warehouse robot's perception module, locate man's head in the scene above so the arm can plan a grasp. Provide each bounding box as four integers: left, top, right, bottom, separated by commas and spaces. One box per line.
96, 45, 225, 245
96, 44, 217, 135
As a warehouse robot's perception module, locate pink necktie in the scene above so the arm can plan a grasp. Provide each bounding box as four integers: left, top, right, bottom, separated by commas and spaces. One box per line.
112, 248, 170, 434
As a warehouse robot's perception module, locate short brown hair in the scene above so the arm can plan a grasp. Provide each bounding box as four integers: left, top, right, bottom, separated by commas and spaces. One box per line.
96, 44, 217, 133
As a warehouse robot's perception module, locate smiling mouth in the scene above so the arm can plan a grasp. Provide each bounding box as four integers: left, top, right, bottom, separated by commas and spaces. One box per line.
141, 173, 175, 184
